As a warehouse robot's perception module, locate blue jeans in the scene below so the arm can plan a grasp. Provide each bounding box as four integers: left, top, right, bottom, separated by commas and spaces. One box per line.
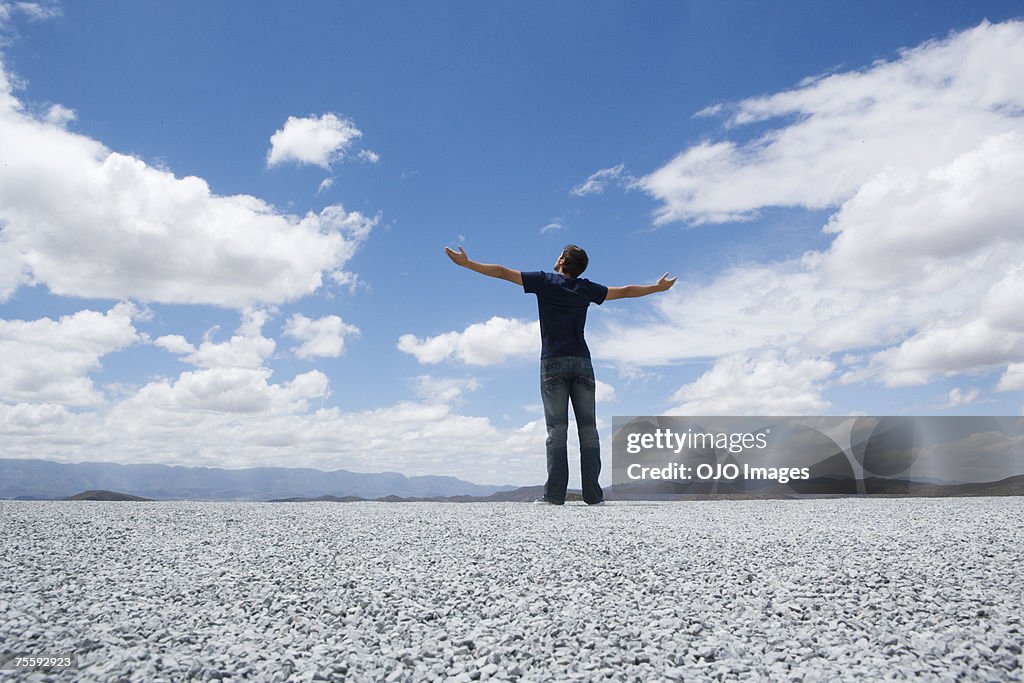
540, 356, 603, 504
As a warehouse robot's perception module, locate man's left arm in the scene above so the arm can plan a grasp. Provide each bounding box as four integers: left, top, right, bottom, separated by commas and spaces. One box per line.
605, 273, 677, 300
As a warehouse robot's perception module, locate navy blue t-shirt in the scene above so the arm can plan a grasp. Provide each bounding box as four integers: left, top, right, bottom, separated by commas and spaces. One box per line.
522, 271, 608, 359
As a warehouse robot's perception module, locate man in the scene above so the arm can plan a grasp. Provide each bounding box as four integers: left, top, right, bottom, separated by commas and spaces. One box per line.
444, 244, 676, 506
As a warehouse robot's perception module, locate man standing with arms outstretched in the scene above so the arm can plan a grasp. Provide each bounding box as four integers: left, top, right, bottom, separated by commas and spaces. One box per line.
444, 244, 676, 505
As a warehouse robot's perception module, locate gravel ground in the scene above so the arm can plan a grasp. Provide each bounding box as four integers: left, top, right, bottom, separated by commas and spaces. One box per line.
1, 498, 1022, 682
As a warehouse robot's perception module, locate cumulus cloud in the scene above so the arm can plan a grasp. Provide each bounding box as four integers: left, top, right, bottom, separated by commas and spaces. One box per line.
397, 316, 539, 366
871, 317, 1024, 387
0, 304, 556, 481
357, 149, 380, 164
595, 379, 616, 404
588, 20, 1024, 399
0, 376, 548, 484
0, 303, 139, 406
638, 21, 1024, 225
0, 311, 564, 486
814, 133, 1024, 292
266, 113, 366, 169
283, 313, 359, 360
0, 401, 70, 433
152, 335, 194, 356
414, 375, 481, 404
945, 387, 981, 408
997, 364, 1024, 393
126, 367, 329, 415
0, 63, 376, 308
571, 163, 625, 196
669, 352, 835, 415
43, 103, 74, 126
154, 310, 275, 369
597, 265, 830, 366
329, 270, 364, 294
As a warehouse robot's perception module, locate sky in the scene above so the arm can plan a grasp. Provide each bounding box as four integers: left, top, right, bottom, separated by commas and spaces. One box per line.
1, 1, 1023, 487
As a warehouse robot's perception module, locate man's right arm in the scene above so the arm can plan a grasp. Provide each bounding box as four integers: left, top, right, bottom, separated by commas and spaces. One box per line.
605, 272, 677, 300
444, 246, 523, 286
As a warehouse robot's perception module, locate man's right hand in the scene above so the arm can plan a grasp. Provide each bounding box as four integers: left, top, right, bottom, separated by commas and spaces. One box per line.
444, 246, 470, 267
656, 272, 678, 291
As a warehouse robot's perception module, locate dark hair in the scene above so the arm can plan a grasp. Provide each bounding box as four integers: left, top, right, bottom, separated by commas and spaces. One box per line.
559, 244, 589, 278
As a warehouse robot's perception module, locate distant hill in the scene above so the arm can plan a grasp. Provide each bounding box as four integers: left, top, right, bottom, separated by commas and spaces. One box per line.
270, 476, 1024, 503
4, 458, 1019, 504
602, 474, 1024, 500
864, 474, 1024, 497
64, 490, 154, 501
0, 458, 515, 502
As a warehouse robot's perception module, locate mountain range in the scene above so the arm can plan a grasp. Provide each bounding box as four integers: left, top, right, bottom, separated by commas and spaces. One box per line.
3, 458, 1021, 503
0, 458, 515, 501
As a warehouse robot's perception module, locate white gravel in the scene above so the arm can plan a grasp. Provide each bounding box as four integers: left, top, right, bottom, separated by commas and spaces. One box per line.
1, 498, 1022, 682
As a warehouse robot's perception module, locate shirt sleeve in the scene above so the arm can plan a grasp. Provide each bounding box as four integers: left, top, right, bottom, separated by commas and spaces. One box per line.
588, 281, 608, 305
521, 271, 544, 294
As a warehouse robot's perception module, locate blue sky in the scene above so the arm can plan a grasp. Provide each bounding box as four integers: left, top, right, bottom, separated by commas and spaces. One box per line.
1, 1, 1023, 486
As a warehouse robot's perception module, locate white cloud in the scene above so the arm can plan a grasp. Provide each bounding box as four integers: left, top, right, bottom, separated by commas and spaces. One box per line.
316, 177, 334, 194
154, 310, 276, 369
153, 334, 194, 356
847, 260, 1024, 387
283, 313, 359, 360
871, 318, 1024, 387
540, 219, 563, 234
571, 163, 625, 197
597, 265, 831, 366
0, 310, 569, 486
693, 103, 723, 118
0, 303, 139, 406
357, 149, 380, 164
126, 367, 329, 415
0, 241, 24, 301
586, 21, 1024, 399
43, 103, 74, 126
329, 270, 364, 294
638, 21, 1024, 225
398, 316, 539, 366
945, 387, 980, 408
0, 378, 548, 485
996, 364, 1024, 393
414, 375, 480, 404
0, 401, 71, 433
596, 260, 935, 367
1, 300, 565, 480
669, 352, 835, 415
595, 379, 616, 404
0, 2, 59, 25
815, 133, 1024, 291
266, 113, 363, 169
0, 65, 377, 308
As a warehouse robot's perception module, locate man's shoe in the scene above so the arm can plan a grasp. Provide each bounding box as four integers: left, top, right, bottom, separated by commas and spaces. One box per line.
586, 500, 606, 506
533, 498, 563, 505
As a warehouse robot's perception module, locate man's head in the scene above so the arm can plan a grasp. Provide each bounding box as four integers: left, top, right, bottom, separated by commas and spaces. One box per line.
555, 244, 589, 278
